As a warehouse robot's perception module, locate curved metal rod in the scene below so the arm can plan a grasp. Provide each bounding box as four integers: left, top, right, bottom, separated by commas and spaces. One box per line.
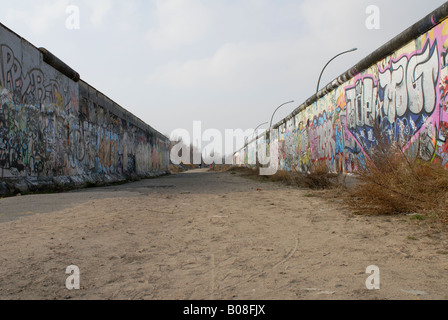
254, 122, 269, 133
252, 122, 268, 143
245, 122, 268, 146
269, 101, 295, 129
316, 48, 357, 94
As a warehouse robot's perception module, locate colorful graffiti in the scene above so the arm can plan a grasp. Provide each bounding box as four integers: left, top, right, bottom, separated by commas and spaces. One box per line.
345, 39, 440, 156
0, 26, 169, 180
236, 17, 448, 172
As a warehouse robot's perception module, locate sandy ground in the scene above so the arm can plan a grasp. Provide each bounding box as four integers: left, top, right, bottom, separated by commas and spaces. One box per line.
0, 168, 447, 300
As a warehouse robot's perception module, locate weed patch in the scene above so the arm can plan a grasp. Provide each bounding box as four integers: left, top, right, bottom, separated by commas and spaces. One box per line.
344, 123, 448, 225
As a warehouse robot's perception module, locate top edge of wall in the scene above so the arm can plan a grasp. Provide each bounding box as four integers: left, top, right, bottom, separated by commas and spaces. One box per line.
78, 80, 169, 142
38, 47, 81, 82
0, 23, 81, 82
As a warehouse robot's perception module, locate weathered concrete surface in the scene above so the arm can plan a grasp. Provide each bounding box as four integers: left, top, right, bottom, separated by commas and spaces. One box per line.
0, 23, 170, 196
0, 169, 447, 300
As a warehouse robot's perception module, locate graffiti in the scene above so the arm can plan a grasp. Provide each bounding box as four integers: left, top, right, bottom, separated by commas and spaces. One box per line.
233, 18, 448, 174
136, 143, 151, 174
284, 130, 298, 171
295, 122, 309, 172
0, 28, 169, 180
0, 45, 76, 111
345, 76, 378, 131
323, 38, 444, 173
278, 140, 286, 170
301, 108, 344, 172
345, 40, 440, 154
437, 120, 448, 167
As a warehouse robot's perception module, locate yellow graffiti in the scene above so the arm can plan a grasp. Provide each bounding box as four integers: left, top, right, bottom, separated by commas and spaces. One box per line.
98, 136, 118, 168
54, 89, 64, 109
336, 93, 346, 110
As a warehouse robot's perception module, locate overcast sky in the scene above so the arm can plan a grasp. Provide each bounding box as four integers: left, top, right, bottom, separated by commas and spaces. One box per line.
1, 0, 447, 143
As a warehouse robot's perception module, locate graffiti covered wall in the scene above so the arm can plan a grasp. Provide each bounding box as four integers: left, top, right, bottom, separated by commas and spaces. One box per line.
236, 7, 448, 173
0, 23, 169, 194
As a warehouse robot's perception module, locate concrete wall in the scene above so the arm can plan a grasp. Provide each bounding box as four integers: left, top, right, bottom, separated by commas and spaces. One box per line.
235, 3, 448, 173
0, 23, 169, 195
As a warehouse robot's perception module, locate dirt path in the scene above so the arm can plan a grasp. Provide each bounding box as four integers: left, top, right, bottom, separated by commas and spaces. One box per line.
0, 169, 447, 300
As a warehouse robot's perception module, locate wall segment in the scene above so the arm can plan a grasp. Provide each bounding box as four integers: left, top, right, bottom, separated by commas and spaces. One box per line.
0, 23, 169, 195
235, 3, 448, 173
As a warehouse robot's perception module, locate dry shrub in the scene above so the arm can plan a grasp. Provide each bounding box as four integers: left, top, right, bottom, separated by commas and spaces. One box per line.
346, 124, 448, 222
208, 165, 233, 172
269, 170, 295, 185
228, 164, 342, 189
169, 162, 198, 173
228, 166, 294, 184
169, 164, 185, 173
228, 166, 260, 176
293, 162, 340, 190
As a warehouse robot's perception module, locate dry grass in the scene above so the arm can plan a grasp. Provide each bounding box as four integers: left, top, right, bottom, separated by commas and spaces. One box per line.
228, 163, 341, 190
169, 164, 185, 173
292, 162, 340, 190
169, 163, 197, 173
345, 125, 448, 225
228, 166, 259, 175
261, 170, 294, 185
208, 165, 233, 172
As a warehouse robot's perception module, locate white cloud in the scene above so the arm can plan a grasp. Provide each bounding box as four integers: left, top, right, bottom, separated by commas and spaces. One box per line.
145, 0, 365, 97
4, 0, 69, 35
145, 0, 213, 50
147, 40, 314, 91
87, 0, 113, 27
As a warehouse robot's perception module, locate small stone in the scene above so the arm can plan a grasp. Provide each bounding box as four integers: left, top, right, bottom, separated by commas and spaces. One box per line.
400, 289, 428, 296
318, 291, 335, 295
